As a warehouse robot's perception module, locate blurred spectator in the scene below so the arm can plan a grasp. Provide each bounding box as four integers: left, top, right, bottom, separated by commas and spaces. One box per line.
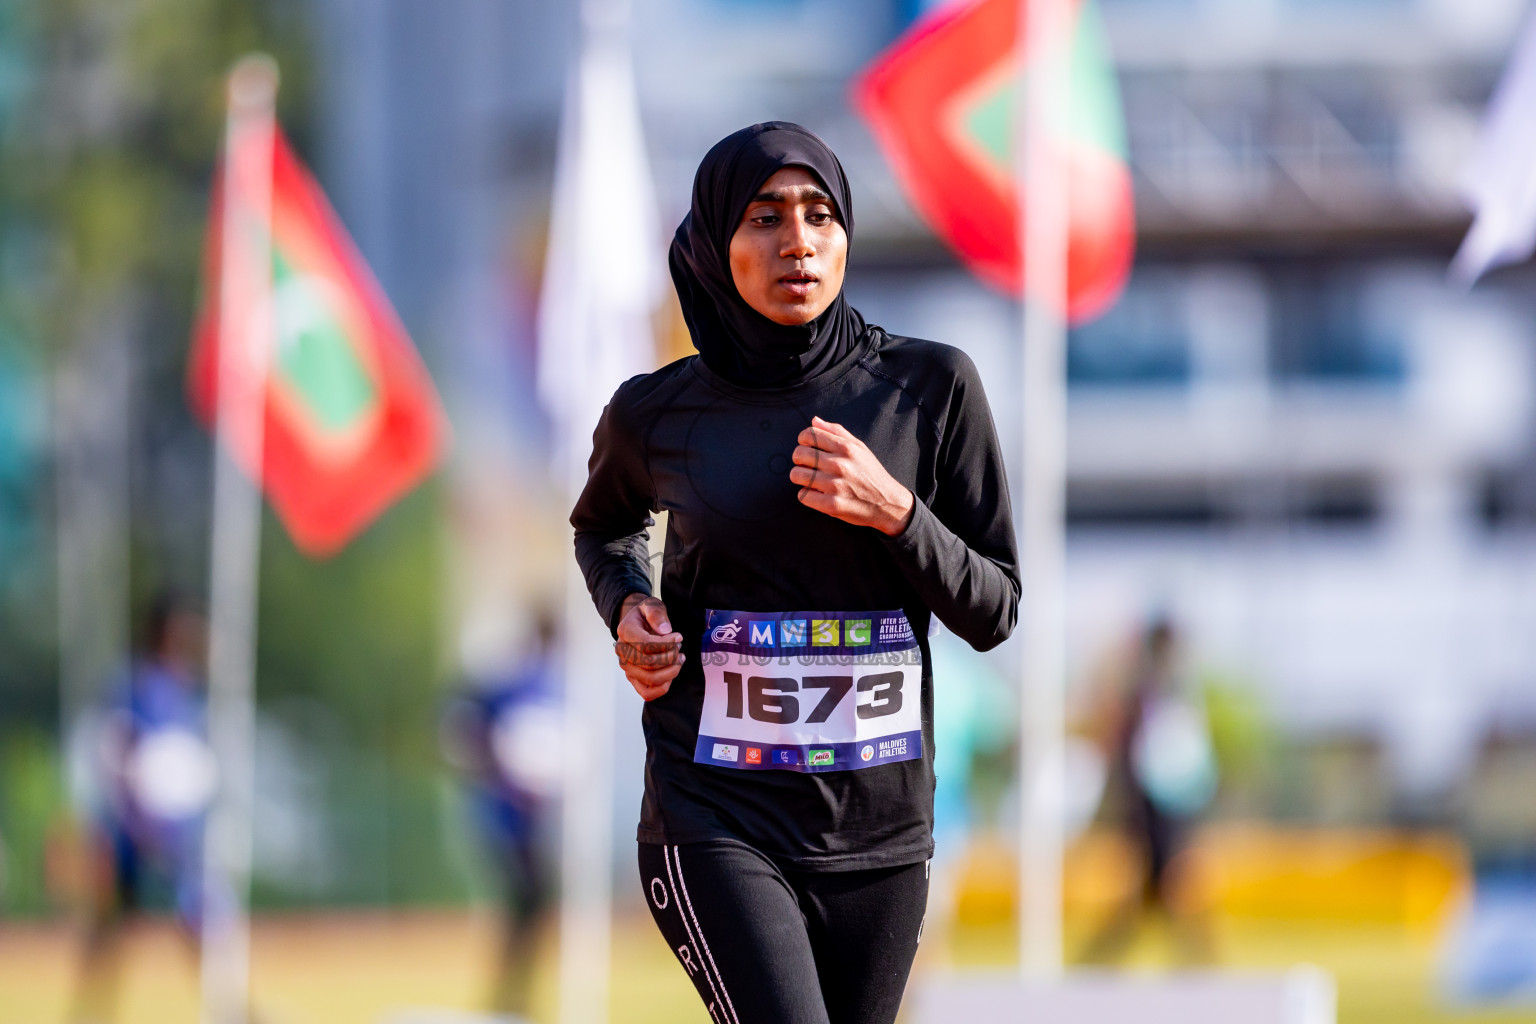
1079, 615, 1218, 965
441, 607, 563, 1019
70, 593, 216, 1023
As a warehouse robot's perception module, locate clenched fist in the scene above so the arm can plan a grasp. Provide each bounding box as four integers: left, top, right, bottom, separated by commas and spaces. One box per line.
613, 593, 684, 702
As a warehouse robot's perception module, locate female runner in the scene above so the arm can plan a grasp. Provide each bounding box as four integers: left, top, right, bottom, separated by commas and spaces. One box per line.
572, 122, 1019, 1024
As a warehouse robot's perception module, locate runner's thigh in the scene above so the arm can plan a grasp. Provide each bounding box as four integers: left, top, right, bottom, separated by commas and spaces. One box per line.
797, 860, 929, 1024
639, 841, 830, 1024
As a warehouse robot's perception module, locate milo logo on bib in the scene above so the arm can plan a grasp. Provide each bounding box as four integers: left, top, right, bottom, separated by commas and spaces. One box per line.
694, 609, 923, 774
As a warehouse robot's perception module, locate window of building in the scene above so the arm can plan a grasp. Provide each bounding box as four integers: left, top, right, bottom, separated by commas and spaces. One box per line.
1068, 271, 1192, 386
1269, 266, 1406, 383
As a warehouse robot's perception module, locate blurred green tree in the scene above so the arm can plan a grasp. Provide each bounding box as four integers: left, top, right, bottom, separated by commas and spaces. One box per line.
0, 0, 463, 914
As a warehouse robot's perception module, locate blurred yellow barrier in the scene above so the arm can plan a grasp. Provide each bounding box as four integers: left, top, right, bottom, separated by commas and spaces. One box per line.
951, 836, 1018, 927
952, 832, 1141, 927
952, 825, 1470, 934
1185, 824, 1470, 932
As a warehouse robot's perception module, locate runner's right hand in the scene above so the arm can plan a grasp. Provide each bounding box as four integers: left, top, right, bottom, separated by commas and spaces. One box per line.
614, 594, 684, 701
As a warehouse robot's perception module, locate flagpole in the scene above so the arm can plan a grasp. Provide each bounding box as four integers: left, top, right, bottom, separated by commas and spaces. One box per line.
201, 54, 278, 1024
1017, 0, 1070, 978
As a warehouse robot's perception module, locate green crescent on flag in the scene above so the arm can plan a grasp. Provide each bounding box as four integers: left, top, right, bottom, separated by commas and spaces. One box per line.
270, 251, 379, 440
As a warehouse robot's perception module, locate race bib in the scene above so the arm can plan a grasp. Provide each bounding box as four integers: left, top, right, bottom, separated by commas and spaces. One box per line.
694, 609, 923, 773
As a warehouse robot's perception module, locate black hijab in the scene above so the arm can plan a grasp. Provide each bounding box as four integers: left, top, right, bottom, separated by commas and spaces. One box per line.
669, 122, 867, 388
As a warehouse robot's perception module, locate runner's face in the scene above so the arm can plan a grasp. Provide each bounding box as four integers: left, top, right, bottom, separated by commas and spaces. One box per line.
728, 166, 847, 326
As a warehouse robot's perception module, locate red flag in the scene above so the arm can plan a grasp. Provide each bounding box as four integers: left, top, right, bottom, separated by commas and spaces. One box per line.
189, 130, 448, 556
853, 0, 1134, 322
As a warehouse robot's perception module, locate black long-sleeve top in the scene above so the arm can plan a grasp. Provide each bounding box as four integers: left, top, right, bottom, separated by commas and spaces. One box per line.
572, 326, 1019, 870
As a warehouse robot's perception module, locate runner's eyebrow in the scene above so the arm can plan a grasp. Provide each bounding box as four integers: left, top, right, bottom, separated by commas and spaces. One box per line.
749, 186, 834, 205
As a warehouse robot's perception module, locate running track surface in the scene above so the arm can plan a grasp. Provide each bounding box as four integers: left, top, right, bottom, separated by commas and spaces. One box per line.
2, 909, 1534, 1024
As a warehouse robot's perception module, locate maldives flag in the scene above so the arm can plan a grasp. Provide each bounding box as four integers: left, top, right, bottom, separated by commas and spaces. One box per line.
853, 0, 1134, 322
189, 129, 447, 556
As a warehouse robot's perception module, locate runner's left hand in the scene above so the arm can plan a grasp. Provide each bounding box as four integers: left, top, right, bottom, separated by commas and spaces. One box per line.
790, 416, 915, 537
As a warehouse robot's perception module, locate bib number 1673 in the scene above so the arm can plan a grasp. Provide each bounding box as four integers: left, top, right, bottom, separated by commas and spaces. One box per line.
721, 671, 904, 726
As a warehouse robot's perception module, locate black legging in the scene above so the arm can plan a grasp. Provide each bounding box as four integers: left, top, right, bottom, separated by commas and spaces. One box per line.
638, 841, 929, 1024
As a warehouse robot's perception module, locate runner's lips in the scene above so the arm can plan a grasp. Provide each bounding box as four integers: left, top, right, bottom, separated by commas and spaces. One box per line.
779, 271, 818, 296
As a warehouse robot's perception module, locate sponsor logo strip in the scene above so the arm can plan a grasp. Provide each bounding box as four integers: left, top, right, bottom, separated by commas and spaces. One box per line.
693, 731, 923, 773
703, 610, 917, 656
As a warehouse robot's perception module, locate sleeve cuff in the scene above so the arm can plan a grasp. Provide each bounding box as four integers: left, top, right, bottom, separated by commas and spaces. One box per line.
603, 578, 654, 637
880, 494, 936, 561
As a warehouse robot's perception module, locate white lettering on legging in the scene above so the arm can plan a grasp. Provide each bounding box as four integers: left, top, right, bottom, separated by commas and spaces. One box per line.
672, 846, 740, 1024
664, 845, 731, 1022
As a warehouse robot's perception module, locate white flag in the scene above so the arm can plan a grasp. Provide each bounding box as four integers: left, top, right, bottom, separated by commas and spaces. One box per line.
536, 11, 660, 1024
536, 20, 661, 471
1452, 8, 1536, 286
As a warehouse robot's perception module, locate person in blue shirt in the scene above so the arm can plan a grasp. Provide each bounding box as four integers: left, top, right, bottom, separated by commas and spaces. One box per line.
72, 594, 216, 1023
442, 608, 563, 1018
